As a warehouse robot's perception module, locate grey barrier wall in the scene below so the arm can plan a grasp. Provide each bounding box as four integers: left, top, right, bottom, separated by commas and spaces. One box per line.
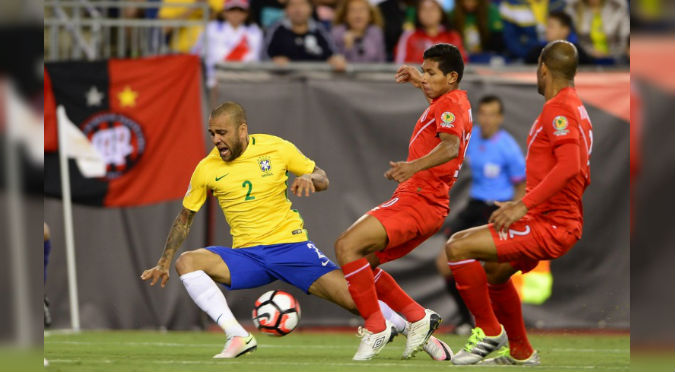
44, 72, 629, 330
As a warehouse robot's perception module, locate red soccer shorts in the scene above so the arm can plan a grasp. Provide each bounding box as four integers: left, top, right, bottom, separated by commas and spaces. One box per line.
489, 214, 581, 273
367, 192, 448, 264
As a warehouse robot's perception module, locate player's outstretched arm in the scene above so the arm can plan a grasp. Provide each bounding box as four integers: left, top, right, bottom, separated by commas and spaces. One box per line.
140, 207, 196, 288
395, 65, 432, 103
385, 133, 459, 183
489, 142, 581, 231
290, 166, 329, 197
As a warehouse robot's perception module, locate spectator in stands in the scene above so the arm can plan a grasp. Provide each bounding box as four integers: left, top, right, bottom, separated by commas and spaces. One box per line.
499, 0, 566, 60
524, 11, 592, 64
450, 0, 503, 56
250, 0, 287, 29
265, 0, 347, 70
566, 0, 630, 61
313, 0, 340, 30
377, 0, 417, 61
192, 0, 263, 88
394, 0, 467, 64
159, 0, 225, 53
331, 0, 386, 63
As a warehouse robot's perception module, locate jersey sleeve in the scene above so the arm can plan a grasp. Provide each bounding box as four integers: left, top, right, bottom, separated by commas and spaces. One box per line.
540, 103, 580, 148
521, 141, 581, 209
503, 135, 526, 183
281, 140, 316, 176
434, 101, 464, 138
182, 161, 208, 212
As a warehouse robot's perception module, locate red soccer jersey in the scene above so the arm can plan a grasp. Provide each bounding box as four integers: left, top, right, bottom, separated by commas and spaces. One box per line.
396, 89, 473, 207
522, 87, 592, 226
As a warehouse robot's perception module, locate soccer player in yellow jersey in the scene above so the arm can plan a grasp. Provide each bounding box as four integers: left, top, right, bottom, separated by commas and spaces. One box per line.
141, 101, 452, 360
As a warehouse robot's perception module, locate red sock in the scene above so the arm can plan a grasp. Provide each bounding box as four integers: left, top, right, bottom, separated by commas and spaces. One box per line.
342, 258, 385, 332
373, 268, 425, 322
489, 280, 533, 360
448, 260, 501, 336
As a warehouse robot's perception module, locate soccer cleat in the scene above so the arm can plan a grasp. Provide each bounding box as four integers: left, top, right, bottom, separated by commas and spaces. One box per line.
423, 336, 453, 361
481, 346, 541, 366
451, 325, 507, 365
352, 321, 394, 361
213, 333, 257, 359
402, 309, 442, 359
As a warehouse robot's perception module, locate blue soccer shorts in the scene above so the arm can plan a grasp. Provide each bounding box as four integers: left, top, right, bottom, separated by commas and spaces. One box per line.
205, 241, 339, 293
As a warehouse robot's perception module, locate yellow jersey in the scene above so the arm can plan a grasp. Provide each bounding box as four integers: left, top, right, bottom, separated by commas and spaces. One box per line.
183, 134, 316, 248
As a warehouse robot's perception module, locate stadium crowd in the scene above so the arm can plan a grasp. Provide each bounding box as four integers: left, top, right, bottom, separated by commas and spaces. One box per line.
118, 0, 629, 85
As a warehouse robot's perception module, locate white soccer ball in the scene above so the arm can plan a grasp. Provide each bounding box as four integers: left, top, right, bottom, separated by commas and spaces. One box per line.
252, 290, 301, 336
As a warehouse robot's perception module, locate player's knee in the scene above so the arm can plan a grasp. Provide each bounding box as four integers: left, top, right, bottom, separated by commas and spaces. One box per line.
175, 251, 197, 275
445, 234, 468, 262
334, 235, 354, 262
44, 223, 50, 241
435, 249, 451, 276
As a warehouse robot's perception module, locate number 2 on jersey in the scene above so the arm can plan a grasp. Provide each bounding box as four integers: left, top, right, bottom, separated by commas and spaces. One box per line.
242, 180, 255, 200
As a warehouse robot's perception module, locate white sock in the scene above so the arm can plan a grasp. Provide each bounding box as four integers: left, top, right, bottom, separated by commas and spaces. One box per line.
379, 300, 406, 333
180, 270, 248, 338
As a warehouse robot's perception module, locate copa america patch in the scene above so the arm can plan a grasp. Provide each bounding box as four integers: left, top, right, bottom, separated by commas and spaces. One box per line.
440, 111, 455, 128
80, 112, 146, 179
552, 115, 569, 136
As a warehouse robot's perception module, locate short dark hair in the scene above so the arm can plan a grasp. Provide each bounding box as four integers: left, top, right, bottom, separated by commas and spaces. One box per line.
210, 101, 247, 127
479, 95, 504, 114
423, 43, 464, 83
548, 11, 573, 30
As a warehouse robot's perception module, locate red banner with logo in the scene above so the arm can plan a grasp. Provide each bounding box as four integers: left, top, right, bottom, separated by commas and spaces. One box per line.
44, 55, 206, 207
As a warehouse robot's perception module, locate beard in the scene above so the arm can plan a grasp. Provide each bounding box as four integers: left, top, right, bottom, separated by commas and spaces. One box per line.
223, 138, 245, 162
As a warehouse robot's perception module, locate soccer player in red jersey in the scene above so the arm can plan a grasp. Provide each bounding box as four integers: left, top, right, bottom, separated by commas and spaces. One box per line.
445, 40, 594, 365
334, 43, 473, 360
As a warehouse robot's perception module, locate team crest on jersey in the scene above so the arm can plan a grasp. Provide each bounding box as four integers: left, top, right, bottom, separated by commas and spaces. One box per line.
258, 156, 273, 176
441, 112, 455, 128
552, 116, 569, 136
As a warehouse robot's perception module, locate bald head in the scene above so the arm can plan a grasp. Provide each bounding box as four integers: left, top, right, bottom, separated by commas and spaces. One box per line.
210, 101, 247, 128
540, 40, 578, 81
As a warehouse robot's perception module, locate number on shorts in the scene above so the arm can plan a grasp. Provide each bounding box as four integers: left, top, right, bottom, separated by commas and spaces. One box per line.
498, 225, 531, 240
307, 242, 330, 266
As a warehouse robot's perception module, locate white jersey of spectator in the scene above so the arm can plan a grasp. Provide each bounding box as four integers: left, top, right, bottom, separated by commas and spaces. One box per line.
193, 21, 263, 87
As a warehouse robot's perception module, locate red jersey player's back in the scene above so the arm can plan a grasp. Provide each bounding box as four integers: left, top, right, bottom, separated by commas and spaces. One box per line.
524, 87, 592, 229
397, 89, 473, 208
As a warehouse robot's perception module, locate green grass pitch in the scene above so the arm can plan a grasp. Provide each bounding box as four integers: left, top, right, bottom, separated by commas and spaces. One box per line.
44, 330, 629, 371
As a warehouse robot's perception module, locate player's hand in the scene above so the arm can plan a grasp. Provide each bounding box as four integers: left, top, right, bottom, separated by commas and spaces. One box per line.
395, 65, 422, 88
140, 265, 170, 288
489, 200, 528, 232
290, 174, 316, 197
384, 161, 419, 183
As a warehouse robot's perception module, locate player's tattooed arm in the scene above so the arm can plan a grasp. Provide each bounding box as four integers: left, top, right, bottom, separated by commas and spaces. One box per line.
385, 133, 459, 183
140, 207, 195, 287
291, 166, 329, 197
159, 207, 196, 265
